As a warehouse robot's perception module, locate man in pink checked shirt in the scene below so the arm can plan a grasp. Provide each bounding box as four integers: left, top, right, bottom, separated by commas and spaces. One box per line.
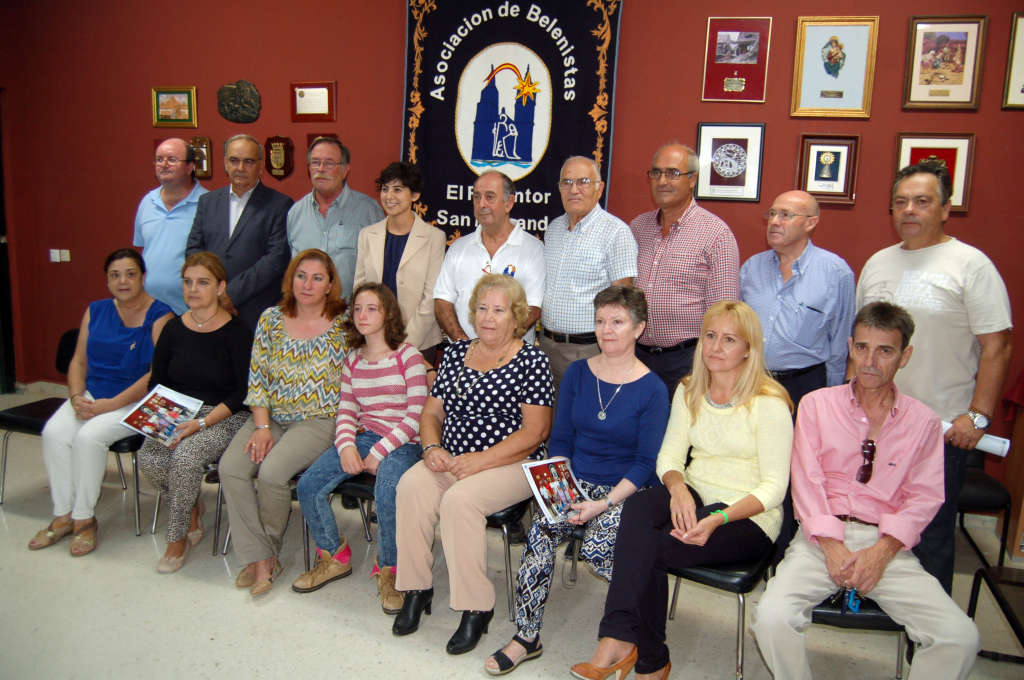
753, 301, 979, 680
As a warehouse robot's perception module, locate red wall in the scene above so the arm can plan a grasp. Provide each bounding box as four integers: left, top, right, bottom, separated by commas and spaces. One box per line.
1, 1, 1021, 439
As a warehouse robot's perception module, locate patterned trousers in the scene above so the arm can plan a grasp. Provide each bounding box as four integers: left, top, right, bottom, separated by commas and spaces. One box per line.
514, 480, 620, 638
137, 407, 249, 543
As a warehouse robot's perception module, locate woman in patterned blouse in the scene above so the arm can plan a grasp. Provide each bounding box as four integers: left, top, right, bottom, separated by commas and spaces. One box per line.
392, 274, 553, 656
220, 249, 348, 596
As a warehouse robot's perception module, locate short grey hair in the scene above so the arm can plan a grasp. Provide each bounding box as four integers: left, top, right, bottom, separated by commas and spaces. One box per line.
477, 170, 515, 199
560, 155, 601, 180
306, 136, 350, 165
223, 134, 263, 160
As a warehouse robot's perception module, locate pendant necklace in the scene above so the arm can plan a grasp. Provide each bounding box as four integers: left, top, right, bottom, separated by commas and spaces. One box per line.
190, 308, 218, 328
456, 339, 511, 397
595, 358, 633, 420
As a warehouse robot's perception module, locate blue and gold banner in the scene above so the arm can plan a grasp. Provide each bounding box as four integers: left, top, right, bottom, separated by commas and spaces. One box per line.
403, 0, 622, 240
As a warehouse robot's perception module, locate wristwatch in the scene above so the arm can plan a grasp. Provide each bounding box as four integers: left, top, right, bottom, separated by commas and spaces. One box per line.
966, 409, 990, 430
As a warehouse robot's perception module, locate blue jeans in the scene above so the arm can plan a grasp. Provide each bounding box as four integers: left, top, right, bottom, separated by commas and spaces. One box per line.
297, 431, 422, 566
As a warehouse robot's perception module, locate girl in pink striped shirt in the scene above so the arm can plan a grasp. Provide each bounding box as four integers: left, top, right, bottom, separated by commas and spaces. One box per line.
294, 283, 428, 613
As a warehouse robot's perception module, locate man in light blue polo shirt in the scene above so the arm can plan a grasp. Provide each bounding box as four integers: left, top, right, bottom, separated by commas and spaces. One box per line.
287, 137, 383, 301
133, 138, 208, 314
740, 190, 855, 409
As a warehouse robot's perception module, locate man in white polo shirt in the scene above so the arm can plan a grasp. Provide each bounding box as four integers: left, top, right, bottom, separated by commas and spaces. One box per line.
434, 170, 545, 343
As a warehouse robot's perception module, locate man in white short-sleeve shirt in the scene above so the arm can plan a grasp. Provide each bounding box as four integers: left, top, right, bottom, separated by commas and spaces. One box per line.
433, 171, 545, 343
857, 161, 1012, 593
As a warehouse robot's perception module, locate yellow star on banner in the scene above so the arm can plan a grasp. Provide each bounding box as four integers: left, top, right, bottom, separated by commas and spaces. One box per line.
514, 72, 541, 105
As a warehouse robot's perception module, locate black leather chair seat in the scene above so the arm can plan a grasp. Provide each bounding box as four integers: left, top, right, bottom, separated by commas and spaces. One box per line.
109, 433, 145, 453
0, 397, 66, 434
812, 595, 904, 632
668, 548, 775, 594
959, 467, 1012, 511
487, 499, 530, 529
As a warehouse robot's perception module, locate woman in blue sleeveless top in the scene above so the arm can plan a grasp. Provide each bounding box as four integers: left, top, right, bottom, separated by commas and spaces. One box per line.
29, 249, 173, 556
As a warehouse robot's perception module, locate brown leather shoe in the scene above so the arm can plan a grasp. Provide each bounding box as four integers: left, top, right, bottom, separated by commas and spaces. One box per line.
28, 518, 73, 550
69, 518, 98, 557
235, 565, 257, 588
291, 551, 351, 593
376, 565, 404, 614
250, 559, 284, 596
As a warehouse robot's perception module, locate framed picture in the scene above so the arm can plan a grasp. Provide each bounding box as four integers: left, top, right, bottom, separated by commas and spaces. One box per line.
790, 16, 879, 118
1003, 12, 1024, 109
903, 16, 988, 109
290, 81, 337, 122
797, 134, 859, 205
895, 133, 975, 212
152, 87, 197, 128
701, 17, 773, 103
189, 136, 212, 179
695, 122, 765, 202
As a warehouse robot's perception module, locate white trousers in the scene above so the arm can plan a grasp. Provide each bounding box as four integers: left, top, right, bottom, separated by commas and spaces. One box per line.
41, 394, 134, 520
752, 523, 980, 680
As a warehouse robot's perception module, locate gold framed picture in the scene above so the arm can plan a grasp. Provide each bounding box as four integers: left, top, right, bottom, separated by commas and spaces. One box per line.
152, 87, 197, 128
790, 16, 879, 118
903, 16, 988, 109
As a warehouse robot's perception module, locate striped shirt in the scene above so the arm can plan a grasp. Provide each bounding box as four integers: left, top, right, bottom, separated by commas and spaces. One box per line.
542, 205, 638, 334
334, 342, 428, 460
632, 203, 739, 347
245, 306, 348, 423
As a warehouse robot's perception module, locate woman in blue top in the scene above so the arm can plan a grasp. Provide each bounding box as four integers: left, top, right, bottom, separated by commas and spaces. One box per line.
485, 286, 670, 675
29, 249, 173, 556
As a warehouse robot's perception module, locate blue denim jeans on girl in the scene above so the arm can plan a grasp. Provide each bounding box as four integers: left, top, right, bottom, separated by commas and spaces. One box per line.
297, 431, 421, 567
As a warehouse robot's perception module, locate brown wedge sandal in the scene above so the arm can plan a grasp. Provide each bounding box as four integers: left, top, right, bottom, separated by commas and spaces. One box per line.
69, 518, 98, 557
28, 519, 74, 550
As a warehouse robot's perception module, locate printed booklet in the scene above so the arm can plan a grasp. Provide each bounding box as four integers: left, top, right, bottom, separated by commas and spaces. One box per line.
120, 385, 202, 446
522, 457, 590, 524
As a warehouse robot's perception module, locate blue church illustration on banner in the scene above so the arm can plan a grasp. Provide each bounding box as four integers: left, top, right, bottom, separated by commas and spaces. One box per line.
471, 63, 538, 168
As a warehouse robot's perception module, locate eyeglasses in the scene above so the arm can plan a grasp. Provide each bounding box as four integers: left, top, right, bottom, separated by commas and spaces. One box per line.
856, 439, 876, 483
309, 159, 345, 170
154, 156, 186, 165
647, 168, 694, 181
557, 177, 596, 189
763, 209, 810, 221
227, 156, 259, 168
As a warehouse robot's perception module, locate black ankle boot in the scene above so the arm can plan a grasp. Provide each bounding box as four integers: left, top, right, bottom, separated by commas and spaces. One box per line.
446, 609, 494, 654
392, 588, 433, 636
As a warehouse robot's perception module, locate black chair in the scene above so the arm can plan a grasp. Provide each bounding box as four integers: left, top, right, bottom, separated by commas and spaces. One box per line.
0, 329, 77, 504
957, 449, 1012, 568
967, 565, 1024, 664
150, 462, 226, 554
486, 499, 531, 622
338, 472, 377, 543
810, 591, 907, 679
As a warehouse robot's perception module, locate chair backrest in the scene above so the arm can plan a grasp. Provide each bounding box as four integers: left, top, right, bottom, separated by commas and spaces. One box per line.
55, 329, 79, 375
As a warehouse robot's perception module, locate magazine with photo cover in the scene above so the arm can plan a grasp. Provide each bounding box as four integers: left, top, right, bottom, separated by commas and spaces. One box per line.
522, 457, 591, 524
120, 385, 202, 446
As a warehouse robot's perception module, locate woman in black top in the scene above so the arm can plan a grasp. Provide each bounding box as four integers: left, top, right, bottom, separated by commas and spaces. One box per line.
138, 252, 253, 573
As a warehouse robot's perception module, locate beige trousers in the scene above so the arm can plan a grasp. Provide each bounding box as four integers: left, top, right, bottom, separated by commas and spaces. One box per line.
538, 334, 599, 405
219, 416, 335, 565
752, 524, 980, 680
395, 459, 531, 611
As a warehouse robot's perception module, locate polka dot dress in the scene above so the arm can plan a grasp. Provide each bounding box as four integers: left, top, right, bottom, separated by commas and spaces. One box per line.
431, 340, 553, 459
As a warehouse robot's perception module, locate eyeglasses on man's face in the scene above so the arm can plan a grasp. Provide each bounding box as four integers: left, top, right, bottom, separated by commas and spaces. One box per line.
647, 168, 694, 181
557, 177, 597, 189
762, 209, 810, 222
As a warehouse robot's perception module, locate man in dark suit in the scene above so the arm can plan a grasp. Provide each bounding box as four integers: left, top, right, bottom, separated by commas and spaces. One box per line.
186, 134, 293, 329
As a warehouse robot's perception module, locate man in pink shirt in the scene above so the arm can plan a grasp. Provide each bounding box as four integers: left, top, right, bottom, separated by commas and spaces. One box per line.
753, 302, 979, 679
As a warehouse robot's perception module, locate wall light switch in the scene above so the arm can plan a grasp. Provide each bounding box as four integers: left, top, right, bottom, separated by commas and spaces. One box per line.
60, 249, 71, 262
49, 249, 60, 262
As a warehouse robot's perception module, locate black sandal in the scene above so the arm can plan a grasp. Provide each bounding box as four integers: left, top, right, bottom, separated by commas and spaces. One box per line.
485, 634, 543, 676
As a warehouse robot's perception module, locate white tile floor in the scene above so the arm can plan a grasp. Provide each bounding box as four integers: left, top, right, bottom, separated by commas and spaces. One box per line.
1, 385, 1022, 679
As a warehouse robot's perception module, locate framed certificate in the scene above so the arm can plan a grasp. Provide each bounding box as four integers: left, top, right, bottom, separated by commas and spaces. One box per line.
695, 122, 765, 202
290, 81, 337, 122
701, 17, 773, 103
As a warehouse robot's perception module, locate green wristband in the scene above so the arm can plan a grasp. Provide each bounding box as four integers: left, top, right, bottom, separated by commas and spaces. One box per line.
711, 509, 730, 524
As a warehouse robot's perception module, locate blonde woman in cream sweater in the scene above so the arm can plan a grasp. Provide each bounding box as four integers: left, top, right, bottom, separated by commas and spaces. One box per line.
571, 300, 793, 680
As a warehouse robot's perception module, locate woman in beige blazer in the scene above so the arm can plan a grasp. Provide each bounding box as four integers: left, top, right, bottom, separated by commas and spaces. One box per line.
354, 162, 445, 364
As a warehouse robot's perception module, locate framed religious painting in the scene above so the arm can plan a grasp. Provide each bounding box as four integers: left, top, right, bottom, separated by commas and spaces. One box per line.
152, 87, 197, 128
895, 133, 975, 213
290, 81, 337, 122
695, 122, 765, 202
797, 134, 859, 205
189, 136, 213, 179
903, 16, 988, 109
790, 16, 879, 118
1003, 12, 1024, 109
701, 17, 773, 103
